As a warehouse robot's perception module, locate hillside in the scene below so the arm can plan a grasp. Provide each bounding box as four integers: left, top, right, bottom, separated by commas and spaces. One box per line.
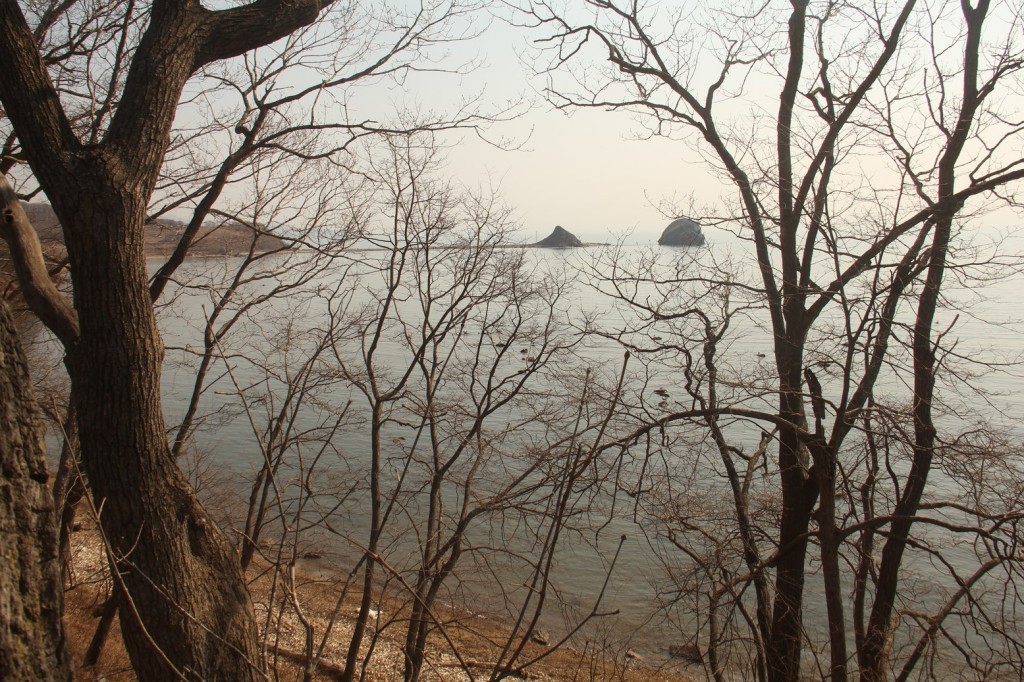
18, 202, 288, 258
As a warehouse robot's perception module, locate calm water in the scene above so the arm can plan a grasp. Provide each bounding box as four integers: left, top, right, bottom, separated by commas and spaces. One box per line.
152, 231, 1024, 672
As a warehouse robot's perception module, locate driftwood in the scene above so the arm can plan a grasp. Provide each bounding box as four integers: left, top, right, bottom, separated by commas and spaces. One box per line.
268, 645, 346, 681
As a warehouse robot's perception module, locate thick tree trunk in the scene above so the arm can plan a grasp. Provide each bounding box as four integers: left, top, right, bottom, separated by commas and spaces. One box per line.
60, 193, 263, 681
767, 441, 814, 682
0, 296, 71, 681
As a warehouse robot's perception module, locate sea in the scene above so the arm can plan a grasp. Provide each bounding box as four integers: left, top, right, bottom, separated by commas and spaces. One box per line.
40, 227, 1024, 676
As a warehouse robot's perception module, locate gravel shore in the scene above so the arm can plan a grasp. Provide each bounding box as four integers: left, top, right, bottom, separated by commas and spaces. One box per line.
64, 528, 699, 682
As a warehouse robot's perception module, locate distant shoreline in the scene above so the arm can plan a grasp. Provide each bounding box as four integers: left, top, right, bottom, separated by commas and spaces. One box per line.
142, 241, 618, 259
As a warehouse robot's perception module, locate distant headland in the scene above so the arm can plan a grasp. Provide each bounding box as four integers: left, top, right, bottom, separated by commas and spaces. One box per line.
18, 202, 286, 259
15, 203, 707, 257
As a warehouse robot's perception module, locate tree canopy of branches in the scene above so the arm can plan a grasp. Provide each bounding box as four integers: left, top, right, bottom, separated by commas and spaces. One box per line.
519, 0, 1024, 681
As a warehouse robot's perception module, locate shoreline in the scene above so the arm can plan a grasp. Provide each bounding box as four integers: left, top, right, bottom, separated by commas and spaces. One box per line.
64, 527, 702, 681
142, 242, 617, 260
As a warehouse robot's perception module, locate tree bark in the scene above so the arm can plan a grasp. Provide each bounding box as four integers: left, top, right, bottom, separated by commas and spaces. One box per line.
0, 295, 71, 681
60, 184, 264, 681
766, 374, 817, 682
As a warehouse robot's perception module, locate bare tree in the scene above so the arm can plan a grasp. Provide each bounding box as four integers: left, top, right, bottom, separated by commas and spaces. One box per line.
322, 136, 600, 682
521, 1, 1024, 680
175, 134, 632, 681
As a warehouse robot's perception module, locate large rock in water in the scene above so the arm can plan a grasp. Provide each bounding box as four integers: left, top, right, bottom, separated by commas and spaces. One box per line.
658, 218, 705, 247
535, 225, 583, 248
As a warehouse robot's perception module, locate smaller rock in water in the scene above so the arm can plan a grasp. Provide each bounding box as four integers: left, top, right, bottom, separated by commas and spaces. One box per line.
530, 630, 550, 646
658, 218, 705, 247
535, 225, 583, 248
668, 643, 702, 664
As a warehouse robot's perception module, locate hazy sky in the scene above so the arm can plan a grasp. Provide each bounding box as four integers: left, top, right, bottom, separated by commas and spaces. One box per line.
368, 0, 1023, 247
445, 108, 721, 244
177, 1, 1019, 247
375, 12, 725, 245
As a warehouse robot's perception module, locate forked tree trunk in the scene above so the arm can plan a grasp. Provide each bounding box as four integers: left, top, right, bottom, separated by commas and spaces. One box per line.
0, 295, 71, 681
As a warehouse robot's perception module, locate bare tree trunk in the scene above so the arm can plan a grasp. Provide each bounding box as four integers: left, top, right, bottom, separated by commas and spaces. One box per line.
84, 598, 118, 667
0, 295, 71, 681
860, 4, 989, 677
807, 436, 848, 682
0, 1, 334, 677
767, 359, 818, 682
51, 405, 83, 585
62, 197, 263, 681
343, 406, 384, 682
